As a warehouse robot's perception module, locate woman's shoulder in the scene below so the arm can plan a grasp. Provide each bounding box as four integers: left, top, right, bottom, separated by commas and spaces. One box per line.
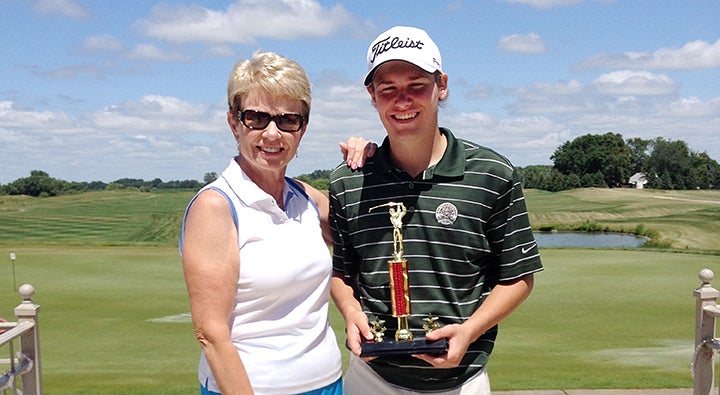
188, 187, 232, 215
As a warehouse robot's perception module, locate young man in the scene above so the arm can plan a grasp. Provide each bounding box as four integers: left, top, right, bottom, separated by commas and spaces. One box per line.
329, 26, 543, 394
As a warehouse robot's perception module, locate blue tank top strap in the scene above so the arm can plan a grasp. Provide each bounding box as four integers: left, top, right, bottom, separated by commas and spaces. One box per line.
285, 177, 320, 218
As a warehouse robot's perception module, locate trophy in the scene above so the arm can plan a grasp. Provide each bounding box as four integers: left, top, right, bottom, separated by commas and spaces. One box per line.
360, 202, 448, 357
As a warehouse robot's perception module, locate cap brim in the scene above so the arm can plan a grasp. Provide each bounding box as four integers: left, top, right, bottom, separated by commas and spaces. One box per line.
364, 59, 439, 86
364, 68, 378, 86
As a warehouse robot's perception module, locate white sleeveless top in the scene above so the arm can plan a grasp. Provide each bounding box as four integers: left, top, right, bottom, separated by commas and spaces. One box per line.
180, 159, 341, 394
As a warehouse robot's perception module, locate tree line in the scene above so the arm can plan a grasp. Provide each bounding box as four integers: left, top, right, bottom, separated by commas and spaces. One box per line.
0, 170, 211, 197
2, 133, 718, 197
519, 133, 720, 191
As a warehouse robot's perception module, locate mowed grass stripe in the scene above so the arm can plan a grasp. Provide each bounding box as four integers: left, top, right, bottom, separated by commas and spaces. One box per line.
0, 190, 194, 245
0, 215, 148, 243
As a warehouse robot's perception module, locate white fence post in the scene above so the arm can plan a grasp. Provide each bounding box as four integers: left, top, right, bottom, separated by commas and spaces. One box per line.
13, 284, 42, 395
694, 269, 720, 395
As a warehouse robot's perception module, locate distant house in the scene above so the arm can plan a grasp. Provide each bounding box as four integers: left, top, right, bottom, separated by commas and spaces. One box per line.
629, 172, 648, 189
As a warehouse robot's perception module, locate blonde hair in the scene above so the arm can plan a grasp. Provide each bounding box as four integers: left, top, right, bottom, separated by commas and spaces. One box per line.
227, 51, 311, 117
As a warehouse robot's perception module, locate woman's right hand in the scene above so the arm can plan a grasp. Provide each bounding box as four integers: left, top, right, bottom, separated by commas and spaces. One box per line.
339, 137, 377, 169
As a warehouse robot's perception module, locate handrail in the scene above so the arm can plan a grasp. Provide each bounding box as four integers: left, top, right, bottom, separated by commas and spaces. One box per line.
0, 284, 42, 394
703, 304, 720, 318
693, 268, 720, 395
0, 322, 35, 347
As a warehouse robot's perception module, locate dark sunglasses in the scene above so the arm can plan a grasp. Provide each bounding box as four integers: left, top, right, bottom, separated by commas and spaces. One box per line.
238, 109, 306, 133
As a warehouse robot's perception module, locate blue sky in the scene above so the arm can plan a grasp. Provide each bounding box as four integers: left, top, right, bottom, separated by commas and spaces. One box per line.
1, 0, 719, 183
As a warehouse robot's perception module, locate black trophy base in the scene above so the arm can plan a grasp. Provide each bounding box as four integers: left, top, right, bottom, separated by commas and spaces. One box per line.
360, 338, 448, 358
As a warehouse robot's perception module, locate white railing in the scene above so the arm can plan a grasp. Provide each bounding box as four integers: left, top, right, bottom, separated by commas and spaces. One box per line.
693, 269, 720, 395
0, 284, 42, 395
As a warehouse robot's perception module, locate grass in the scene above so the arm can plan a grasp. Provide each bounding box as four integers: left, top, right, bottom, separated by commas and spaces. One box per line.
491, 248, 714, 390
0, 190, 193, 246
524, 188, 720, 252
0, 188, 719, 393
0, 246, 197, 394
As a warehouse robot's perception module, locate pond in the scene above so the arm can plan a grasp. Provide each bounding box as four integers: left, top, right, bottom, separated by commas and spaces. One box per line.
533, 232, 647, 248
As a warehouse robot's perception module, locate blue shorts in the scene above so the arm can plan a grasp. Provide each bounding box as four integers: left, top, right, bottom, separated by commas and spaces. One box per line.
200, 376, 342, 395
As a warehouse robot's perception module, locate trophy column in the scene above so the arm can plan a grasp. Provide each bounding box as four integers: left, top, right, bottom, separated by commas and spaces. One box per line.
360, 202, 447, 357
389, 259, 412, 341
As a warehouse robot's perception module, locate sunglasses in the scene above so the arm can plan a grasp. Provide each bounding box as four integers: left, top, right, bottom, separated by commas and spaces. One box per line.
238, 109, 306, 133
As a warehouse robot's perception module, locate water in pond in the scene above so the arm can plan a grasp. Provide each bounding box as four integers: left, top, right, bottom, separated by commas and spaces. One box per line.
533, 232, 647, 248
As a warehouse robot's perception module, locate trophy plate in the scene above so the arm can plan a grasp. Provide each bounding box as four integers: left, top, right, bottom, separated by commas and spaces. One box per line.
360, 338, 448, 358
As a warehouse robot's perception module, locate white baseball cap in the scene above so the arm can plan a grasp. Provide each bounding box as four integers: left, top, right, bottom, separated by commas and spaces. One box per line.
364, 26, 443, 86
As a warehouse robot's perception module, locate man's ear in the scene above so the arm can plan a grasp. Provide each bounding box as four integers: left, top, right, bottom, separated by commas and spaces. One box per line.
438, 73, 449, 101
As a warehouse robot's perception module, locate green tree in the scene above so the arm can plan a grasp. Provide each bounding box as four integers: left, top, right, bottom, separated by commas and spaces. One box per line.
204, 172, 218, 185
518, 165, 553, 189
626, 137, 651, 174
4, 170, 87, 197
580, 171, 607, 188
551, 132, 631, 187
688, 151, 720, 189
645, 138, 692, 190
544, 170, 572, 192
113, 178, 144, 188
8, 170, 52, 196
296, 169, 332, 191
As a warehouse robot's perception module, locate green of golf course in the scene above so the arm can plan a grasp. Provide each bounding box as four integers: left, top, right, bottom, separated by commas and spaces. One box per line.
0, 188, 718, 393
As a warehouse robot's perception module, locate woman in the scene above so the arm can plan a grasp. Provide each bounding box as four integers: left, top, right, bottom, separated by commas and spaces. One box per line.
180, 51, 369, 395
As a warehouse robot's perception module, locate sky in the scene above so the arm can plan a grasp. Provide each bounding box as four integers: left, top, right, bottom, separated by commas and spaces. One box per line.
1, 0, 719, 184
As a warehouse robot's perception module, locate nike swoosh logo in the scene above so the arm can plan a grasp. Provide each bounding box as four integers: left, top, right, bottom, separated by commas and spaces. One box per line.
521, 243, 536, 254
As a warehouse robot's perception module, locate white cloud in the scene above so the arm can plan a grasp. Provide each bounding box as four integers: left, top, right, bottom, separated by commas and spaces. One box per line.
577, 39, 720, 70
505, 72, 678, 116
454, 69, 719, 166
125, 44, 190, 62
507, 80, 594, 114
204, 44, 239, 58
32, 0, 90, 19
0, 101, 78, 130
135, 0, 357, 44
464, 83, 494, 100
497, 33, 547, 53
521, 80, 585, 96
90, 95, 224, 133
2, 73, 718, 184
0, 98, 232, 183
81, 34, 123, 53
592, 70, 678, 96
666, 96, 720, 118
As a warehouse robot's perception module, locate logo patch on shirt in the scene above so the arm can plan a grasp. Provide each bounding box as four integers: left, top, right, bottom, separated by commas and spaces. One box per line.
521, 243, 537, 254
435, 202, 458, 225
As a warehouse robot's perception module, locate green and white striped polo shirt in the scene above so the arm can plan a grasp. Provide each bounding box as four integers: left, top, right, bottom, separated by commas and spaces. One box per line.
329, 128, 543, 391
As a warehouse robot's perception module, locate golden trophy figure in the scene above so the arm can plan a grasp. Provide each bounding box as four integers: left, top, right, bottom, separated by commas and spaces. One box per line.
361, 202, 447, 357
